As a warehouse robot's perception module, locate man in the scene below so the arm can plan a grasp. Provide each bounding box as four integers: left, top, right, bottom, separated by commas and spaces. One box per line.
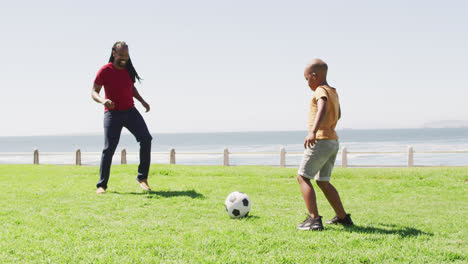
91, 41, 153, 194
296, 59, 353, 231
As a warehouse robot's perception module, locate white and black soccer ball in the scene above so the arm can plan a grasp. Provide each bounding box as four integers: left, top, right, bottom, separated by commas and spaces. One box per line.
225, 191, 251, 218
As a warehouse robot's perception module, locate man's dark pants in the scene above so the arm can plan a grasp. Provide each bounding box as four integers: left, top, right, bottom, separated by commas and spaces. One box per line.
96, 107, 152, 189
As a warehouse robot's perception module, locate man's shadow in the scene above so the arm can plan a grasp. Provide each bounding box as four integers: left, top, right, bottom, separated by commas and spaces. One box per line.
110, 189, 205, 199
340, 223, 432, 238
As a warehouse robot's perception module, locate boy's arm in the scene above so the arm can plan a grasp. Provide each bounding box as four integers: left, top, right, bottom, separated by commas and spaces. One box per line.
133, 85, 150, 112
304, 97, 327, 149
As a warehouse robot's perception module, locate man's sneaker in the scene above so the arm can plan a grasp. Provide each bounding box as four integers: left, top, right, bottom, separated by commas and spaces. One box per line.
297, 215, 323, 231
138, 179, 151, 191
96, 187, 106, 194
326, 214, 354, 226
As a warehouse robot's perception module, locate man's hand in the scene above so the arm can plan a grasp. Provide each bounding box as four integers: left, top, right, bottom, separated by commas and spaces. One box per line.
132, 86, 150, 112
304, 133, 317, 149
141, 101, 150, 112
103, 99, 115, 109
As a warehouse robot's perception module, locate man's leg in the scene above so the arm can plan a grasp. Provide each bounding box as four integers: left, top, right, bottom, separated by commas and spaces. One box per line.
125, 108, 152, 184
97, 111, 123, 190
316, 181, 346, 219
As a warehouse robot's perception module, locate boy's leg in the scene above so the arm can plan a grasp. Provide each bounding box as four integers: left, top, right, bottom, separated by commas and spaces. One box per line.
124, 108, 153, 183
316, 181, 346, 219
297, 175, 319, 218
297, 141, 332, 218
97, 111, 123, 190
315, 141, 353, 224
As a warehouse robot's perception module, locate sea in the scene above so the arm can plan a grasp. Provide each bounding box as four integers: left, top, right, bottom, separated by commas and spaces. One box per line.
0, 128, 467, 167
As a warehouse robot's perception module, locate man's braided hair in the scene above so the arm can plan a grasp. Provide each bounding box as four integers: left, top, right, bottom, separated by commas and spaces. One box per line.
108, 41, 142, 83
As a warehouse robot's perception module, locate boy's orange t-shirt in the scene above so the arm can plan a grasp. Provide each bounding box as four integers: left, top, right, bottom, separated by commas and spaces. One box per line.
308, 85, 340, 140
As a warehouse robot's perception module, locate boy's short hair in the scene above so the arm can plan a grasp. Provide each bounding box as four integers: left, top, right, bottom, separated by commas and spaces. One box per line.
306, 59, 328, 76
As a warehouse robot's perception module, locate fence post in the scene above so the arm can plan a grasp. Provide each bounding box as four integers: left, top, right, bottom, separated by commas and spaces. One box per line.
408, 146, 414, 167
341, 147, 347, 168
170, 148, 176, 164
76, 149, 81, 166
121, 149, 127, 165
280, 146, 286, 167
33, 149, 39, 165
223, 148, 229, 166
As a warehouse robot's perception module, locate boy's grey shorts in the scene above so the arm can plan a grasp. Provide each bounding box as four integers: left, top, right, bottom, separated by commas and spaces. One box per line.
297, 140, 339, 181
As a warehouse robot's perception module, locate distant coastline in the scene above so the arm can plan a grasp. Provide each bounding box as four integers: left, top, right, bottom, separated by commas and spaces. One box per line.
1, 126, 468, 138
422, 120, 468, 129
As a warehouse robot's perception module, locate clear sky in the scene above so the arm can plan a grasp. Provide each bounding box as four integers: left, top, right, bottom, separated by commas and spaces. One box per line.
1, 0, 467, 136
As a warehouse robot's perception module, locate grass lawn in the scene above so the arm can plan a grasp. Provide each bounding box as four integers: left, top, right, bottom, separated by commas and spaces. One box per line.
0, 165, 467, 263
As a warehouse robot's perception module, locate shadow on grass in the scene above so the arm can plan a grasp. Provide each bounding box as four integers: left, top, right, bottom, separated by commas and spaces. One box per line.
343, 223, 433, 238
110, 190, 205, 199
229, 214, 260, 220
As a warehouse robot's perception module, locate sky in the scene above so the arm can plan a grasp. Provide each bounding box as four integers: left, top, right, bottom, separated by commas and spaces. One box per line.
1, 0, 467, 136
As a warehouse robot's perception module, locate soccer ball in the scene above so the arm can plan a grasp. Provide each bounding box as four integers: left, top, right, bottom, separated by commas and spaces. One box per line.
225, 191, 251, 218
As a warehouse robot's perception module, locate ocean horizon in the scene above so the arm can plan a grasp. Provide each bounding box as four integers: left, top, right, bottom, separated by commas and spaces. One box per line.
1, 127, 467, 167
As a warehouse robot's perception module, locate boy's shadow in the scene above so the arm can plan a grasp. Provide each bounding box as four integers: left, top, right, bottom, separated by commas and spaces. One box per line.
342, 223, 432, 238
110, 189, 205, 199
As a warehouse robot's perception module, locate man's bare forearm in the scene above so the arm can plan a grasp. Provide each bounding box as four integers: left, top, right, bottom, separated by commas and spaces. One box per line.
132, 86, 146, 103
92, 84, 107, 105
92, 90, 107, 104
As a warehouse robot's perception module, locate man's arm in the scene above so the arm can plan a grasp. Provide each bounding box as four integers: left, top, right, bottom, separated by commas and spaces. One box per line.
92, 83, 114, 109
133, 85, 150, 112
304, 97, 327, 149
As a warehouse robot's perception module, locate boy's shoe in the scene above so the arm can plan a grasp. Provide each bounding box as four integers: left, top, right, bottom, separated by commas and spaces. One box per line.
96, 187, 106, 194
297, 214, 312, 228
138, 179, 151, 191
326, 214, 354, 226
297, 215, 323, 231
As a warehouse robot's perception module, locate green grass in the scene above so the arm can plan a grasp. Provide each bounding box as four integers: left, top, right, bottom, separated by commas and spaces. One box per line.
0, 165, 467, 263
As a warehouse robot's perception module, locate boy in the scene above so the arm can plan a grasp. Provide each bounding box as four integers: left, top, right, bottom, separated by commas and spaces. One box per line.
296, 59, 353, 231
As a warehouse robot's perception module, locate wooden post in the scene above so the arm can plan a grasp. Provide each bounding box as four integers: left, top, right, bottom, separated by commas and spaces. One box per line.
170, 148, 176, 164
76, 149, 81, 166
408, 146, 414, 167
341, 147, 347, 168
121, 149, 127, 165
223, 148, 229, 166
280, 146, 286, 167
33, 149, 39, 165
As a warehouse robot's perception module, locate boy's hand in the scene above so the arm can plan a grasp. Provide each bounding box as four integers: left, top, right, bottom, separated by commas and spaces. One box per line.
304, 133, 317, 149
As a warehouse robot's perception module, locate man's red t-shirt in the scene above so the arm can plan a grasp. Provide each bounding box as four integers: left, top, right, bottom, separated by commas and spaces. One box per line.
94, 63, 134, 111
